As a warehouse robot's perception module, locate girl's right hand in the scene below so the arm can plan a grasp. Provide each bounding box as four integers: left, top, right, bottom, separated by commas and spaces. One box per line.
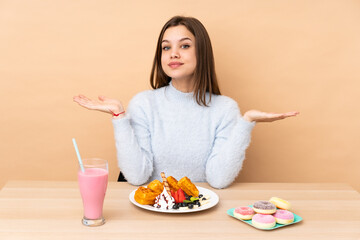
73, 94, 125, 116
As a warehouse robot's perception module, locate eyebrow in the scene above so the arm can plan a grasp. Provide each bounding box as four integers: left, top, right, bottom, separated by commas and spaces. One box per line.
161, 37, 192, 43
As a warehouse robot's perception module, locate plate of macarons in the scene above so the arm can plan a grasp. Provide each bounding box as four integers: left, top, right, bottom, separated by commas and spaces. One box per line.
227, 197, 303, 230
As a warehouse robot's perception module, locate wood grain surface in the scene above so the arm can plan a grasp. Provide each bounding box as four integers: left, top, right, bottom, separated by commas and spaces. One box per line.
0, 181, 359, 240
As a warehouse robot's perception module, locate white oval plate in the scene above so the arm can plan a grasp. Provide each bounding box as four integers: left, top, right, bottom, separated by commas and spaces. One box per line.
129, 186, 219, 213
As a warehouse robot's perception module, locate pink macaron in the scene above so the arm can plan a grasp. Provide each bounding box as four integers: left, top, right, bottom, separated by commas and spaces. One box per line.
252, 214, 276, 229
273, 210, 294, 224
234, 206, 255, 220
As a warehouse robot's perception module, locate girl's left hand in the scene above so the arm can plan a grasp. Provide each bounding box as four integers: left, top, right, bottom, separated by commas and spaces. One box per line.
243, 110, 299, 123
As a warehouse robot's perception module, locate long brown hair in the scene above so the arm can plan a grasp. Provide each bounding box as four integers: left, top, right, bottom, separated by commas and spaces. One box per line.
150, 16, 221, 106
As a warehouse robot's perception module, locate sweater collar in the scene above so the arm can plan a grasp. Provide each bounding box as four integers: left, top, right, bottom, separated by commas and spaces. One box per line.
166, 80, 194, 101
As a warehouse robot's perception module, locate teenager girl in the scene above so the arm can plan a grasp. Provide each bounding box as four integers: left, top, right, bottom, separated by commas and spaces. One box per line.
73, 16, 298, 189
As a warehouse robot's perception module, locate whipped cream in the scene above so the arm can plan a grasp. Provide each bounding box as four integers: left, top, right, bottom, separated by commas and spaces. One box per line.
153, 187, 175, 210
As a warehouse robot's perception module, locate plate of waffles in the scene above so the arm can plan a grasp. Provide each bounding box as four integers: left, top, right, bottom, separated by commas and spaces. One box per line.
129, 172, 219, 213
129, 186, 219, 213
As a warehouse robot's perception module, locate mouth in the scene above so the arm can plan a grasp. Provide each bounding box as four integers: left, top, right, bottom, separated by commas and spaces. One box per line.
168, 62, 184, 69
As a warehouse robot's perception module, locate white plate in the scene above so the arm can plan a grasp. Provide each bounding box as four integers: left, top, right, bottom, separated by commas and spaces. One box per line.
129, 186, 219, 213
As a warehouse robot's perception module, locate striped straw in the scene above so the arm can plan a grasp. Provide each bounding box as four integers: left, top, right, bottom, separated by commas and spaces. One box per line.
72, 138, 85, 173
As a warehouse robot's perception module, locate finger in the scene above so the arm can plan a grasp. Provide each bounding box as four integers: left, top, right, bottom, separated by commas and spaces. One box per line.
99, 95, 120, 105
266, 113, 288, 121
266, 113, 284, 118
73, 96, 88, 104
271, 112, 299, 121
98, 95, 106, 102
285, 111, 298, 115
77, 96, 96, 105
79, 94, 92, 101
75, 98, 90, 106
283, 111, 299, 117
75, 99, 91, 107
73, 95, 83, 101
75, 101, 93, 109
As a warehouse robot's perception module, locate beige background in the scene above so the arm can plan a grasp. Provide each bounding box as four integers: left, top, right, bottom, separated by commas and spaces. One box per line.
1, 0, 359, 191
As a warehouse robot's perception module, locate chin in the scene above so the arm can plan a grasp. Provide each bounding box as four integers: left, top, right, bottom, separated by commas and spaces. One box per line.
167, 72, 194, 81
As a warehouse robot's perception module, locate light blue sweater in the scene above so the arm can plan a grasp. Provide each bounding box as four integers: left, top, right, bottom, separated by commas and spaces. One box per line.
112, 81, 255, 189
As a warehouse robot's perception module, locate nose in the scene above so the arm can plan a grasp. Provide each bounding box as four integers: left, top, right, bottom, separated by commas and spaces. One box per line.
170, 47, 180, 59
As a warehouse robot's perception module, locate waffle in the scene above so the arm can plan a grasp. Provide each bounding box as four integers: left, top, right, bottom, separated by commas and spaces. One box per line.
147, 179, 163, 195
134, 187, 158, 205
167, 176, 180, 192
178, 176, 199, 197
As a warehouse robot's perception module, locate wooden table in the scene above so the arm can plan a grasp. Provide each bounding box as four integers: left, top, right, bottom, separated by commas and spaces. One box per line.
0, 181, 359, 240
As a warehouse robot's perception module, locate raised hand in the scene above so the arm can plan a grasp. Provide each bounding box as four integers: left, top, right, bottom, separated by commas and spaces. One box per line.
243, 110, 299, 123
73, 94, 124, 115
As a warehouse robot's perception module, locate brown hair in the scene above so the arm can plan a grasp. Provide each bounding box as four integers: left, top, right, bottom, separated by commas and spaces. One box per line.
150, 16, 221, 106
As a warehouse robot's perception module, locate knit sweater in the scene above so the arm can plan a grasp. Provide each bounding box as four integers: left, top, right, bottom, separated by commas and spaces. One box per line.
112, 81, 255, 189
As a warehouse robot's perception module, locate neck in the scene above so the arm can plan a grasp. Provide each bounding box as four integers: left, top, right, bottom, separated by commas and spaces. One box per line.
171, 78, 194, 93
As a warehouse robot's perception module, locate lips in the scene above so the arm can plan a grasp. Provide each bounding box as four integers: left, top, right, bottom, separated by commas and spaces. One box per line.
168, 62, 184, 69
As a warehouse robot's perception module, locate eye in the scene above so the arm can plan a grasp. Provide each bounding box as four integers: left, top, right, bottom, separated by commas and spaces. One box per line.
162, 46, 170, 51
181, 44, 190, 49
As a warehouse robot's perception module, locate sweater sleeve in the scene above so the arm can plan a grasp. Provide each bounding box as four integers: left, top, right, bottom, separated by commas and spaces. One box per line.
205, 100, 255, 189
112, 93, 154, 185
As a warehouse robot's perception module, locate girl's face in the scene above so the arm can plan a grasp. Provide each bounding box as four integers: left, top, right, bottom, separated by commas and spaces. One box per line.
161, 25, 197, 83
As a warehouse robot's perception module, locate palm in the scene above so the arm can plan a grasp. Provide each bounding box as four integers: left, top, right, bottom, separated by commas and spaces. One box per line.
73, 95, 123, 114
244, 110, 299, 122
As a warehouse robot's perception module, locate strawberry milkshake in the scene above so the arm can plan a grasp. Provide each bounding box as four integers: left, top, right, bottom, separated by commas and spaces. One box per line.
78, 158, 108, 226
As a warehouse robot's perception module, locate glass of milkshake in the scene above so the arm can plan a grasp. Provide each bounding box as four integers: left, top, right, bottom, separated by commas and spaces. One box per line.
78, 158, 108, 227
